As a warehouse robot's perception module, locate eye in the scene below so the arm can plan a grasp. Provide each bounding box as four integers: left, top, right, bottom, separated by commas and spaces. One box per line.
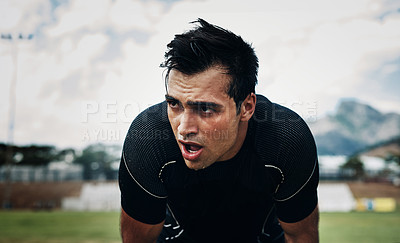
199, 105, 215, 115
167, 99, 181, 110
167, 100, 177, 107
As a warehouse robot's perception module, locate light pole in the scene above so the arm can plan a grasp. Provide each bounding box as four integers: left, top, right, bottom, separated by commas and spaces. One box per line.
1, 33, 33, 209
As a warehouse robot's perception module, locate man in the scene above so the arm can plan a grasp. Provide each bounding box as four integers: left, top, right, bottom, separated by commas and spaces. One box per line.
119, 18, 319, 243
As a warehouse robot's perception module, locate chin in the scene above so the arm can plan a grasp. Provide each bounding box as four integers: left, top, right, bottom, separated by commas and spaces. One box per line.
184, 159, 207, 171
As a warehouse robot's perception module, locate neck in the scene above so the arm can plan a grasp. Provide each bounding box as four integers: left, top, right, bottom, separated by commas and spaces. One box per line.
235, 120, 249, 151
219, 120, 249, 162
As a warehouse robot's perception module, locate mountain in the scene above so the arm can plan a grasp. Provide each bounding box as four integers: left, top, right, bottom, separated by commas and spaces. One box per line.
309, 100, 400, 155
360, 136, 400, 158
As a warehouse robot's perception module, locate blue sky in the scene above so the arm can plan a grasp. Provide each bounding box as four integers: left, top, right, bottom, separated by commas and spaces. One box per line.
0, 0, 399, 149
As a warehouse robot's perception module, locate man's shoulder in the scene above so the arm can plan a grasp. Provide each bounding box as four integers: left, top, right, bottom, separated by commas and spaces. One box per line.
123, 101, 178, 164
251, 95, 318, 201
252, 94, 316, 161
130, 101, 168, 128
121, 101, 177, 199
124, 101, 173, 141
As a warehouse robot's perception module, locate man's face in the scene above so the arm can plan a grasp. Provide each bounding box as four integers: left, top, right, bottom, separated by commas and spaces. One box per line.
166, 67, 244, 170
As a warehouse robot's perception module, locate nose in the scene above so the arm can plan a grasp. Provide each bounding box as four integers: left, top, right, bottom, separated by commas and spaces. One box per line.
177, 110, 198, 137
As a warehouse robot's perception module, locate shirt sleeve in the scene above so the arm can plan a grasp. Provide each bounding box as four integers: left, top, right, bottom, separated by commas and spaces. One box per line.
270, 105, 319, 223
275, 160, 319, 223
254, 97, 319, 223
118, 102, 172, 225
119, 155, 167, 224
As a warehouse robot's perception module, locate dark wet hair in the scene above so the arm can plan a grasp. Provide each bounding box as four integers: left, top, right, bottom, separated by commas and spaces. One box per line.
160, 18, 258, 113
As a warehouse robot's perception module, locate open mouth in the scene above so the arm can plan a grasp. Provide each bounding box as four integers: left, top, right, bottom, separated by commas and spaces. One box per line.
179, 140, 204, 161
185, 143, 202, 153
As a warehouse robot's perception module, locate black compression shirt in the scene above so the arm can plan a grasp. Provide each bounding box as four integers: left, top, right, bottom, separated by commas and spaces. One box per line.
119, 94, 319, 243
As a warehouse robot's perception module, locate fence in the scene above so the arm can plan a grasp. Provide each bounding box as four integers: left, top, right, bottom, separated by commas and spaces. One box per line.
0, 164, 83, 182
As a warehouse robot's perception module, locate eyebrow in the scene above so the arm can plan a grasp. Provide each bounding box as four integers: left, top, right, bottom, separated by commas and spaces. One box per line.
165, 95, 178, 102
165, 95, 223, 109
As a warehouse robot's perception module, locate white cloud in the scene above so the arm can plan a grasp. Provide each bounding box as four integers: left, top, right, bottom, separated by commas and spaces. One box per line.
66, 33, 109, 71
15, 32, 109, 105
46, 0, 110, 37
0, 0, 51, 35
109, 0, 165, 33
0, 2, 22, 30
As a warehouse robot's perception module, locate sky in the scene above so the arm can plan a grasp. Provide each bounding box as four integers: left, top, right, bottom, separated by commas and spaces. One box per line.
0, 0, 399, 150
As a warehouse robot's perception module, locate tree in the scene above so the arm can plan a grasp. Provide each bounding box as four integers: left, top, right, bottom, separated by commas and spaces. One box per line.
341, 155, 365, 179
385, 154, 400, 166
73, 143, 121, 180
0, 143, 58, 166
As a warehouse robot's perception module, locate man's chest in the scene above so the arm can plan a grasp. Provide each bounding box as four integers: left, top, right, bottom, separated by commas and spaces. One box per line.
160, 157, 276, 239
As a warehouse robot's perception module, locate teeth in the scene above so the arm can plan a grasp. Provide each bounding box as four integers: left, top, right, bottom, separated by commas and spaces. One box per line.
184, 143, 202, 153
186, 145, 199, 153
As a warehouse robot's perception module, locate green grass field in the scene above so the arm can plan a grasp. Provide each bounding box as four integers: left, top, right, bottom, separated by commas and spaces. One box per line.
0, 211, 121, 243
0, 210, 399, 243
320, 211, 400, 243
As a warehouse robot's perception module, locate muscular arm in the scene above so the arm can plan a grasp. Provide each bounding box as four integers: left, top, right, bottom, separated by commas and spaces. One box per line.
120, 208, 164, 243
279, 205, 319, 243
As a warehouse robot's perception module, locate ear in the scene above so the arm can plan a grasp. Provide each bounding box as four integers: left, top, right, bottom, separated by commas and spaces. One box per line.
240, 93, 256, 121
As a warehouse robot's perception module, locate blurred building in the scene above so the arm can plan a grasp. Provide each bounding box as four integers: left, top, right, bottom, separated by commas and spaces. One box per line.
0, 162, 83, 182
